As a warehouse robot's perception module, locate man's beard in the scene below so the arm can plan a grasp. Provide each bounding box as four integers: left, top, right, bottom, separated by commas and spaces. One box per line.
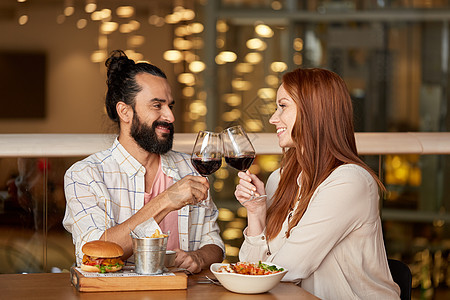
130, 113, 174, 154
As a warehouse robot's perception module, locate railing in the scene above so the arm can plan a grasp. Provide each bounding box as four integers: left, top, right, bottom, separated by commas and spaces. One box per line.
1, 132, 450, 157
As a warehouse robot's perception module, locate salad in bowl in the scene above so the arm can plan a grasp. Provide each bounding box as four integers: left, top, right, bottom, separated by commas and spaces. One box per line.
210, 261, 288, 294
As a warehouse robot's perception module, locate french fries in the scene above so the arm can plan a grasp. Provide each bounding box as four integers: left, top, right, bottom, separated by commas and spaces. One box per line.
149, 229, 168, 238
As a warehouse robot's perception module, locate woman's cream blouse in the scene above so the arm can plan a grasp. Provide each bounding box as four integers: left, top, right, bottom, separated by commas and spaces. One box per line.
239, 164, 401, 300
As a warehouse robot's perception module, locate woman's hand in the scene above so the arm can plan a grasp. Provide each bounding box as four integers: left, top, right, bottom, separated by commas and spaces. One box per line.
235, 170, 267, 236
235, 171, 266, 208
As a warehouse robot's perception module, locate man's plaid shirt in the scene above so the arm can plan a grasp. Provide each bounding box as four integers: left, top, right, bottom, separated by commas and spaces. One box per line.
63, 138, 224, 265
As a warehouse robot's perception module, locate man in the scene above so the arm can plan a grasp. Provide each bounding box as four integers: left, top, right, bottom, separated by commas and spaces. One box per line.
63, 50, 224, 273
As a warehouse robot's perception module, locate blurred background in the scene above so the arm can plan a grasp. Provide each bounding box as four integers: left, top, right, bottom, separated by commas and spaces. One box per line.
0, 0, 449, 299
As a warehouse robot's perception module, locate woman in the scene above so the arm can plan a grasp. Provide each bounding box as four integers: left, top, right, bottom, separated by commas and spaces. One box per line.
235, 68, 401, 299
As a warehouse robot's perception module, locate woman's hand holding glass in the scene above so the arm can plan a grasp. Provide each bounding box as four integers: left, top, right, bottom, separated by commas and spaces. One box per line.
235, 171, 267, 207
235, 171, 267, 237
222, 125, 267, 204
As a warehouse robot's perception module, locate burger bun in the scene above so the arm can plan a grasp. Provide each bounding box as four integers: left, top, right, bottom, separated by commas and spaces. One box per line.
80, 264, 100, 273
82, 240, 124, 258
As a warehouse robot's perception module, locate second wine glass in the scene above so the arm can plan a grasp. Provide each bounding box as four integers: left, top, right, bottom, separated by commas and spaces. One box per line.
222, 125, 266, 204
191, 131, 222, 207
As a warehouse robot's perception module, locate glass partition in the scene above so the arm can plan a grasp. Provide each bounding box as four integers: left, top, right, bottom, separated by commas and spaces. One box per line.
0, 157, 79, 273
0, 152, 449, 297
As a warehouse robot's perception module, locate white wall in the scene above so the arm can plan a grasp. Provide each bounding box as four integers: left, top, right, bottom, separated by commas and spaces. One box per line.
0, 5, 175, 133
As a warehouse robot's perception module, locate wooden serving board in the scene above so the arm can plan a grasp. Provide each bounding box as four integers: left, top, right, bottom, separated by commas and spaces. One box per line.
70, 267, 187, 292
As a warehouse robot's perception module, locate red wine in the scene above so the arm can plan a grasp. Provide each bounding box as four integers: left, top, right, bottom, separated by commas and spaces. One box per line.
191, 158, 222, 175
225, 155, 255, 171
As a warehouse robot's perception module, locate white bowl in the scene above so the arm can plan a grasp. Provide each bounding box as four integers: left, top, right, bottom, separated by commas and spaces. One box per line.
210, 262, 288, 294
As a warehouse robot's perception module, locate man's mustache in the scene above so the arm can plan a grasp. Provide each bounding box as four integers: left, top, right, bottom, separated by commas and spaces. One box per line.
152, 121, 174, 133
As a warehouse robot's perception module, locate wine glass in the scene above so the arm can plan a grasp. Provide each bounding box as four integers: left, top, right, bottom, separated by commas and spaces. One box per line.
191, 131, 223, 207
222, 125, 267, 204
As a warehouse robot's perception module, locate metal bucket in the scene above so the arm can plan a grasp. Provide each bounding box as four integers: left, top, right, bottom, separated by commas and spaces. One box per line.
131, 234, 169, 275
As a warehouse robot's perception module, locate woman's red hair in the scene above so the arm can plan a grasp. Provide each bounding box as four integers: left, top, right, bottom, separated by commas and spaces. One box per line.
265, 68, 384, 240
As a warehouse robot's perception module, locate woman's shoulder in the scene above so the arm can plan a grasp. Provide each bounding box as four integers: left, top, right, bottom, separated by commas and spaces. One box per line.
265, 168, 281, 203
332, 163, 374, 179
326, 164, 377, 191
322, 164, 380, 218
266, 168, 281, 186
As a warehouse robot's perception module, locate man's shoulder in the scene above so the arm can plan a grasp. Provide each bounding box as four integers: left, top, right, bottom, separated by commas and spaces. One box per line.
164, 150, 190, 161
66, 148, 115, 174
161, 150, 198, 177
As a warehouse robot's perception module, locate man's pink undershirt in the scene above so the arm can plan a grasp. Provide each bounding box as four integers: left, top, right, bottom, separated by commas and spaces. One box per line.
143, 158, 179, 250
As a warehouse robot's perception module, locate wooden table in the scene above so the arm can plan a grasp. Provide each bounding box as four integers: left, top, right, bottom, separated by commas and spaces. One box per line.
0, 270, 319, 300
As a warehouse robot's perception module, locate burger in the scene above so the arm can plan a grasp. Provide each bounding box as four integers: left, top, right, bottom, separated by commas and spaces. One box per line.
81, 240, 124, 273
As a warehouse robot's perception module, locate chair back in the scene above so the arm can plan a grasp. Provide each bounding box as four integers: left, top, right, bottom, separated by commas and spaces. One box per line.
388, 259, 412, 300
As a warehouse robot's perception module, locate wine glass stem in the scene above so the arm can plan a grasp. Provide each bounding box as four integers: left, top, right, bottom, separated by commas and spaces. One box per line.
242, 194, 267, 205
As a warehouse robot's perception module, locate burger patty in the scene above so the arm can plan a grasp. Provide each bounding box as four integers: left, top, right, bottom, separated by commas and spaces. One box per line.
82, 255, 124, 267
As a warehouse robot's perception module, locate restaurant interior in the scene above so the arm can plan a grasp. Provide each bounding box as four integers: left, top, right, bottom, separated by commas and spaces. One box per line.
0, 0, 449, 298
